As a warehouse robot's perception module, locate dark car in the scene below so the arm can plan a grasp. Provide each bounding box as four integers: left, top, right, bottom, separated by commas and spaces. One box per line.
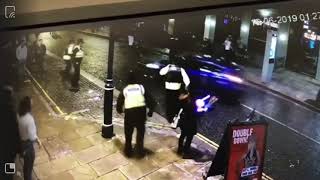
142, 54, 245, 101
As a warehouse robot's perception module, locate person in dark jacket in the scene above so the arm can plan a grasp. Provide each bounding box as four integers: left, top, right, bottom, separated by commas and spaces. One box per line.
116, 71, 156, 158
0, 85, 21, 180
35, 39, 46, 72
177, 89, 198, 156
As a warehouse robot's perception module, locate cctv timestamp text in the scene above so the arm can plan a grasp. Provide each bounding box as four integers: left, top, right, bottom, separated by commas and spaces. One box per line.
259, 12, 320, 24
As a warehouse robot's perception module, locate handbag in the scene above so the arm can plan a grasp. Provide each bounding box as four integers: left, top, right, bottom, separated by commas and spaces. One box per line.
171, 108, 183, 129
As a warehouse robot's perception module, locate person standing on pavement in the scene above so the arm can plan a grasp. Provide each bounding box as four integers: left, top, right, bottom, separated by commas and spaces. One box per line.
177, 89, 198, 157
159, 57, 190, 124
18, 96, 42, 180
16, 39, 28, 82
0, 85, 21, 180
70, 39, 84, 92
116, 70, 156, 158
62, 39, 75, 77
223, 35, 233, 64
35, 39, 46, 72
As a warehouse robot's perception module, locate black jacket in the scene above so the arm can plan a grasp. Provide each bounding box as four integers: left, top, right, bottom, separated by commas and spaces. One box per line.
0, 89, 21, 165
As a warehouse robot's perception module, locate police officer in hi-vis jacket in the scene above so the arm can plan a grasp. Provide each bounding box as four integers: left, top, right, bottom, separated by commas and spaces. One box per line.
70, 39, 84, 92
160, 56, 190, 124
117, 70, 156, 158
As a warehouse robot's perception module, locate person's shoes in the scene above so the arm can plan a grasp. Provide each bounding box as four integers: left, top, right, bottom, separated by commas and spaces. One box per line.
124, 149, 133, 158
69, 87, 80, 92
135, 147, 146, 159
182, 150, 193, 159
136, 150, 146, 159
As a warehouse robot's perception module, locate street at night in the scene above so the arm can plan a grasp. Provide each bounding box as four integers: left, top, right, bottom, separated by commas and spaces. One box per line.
32, 30, 320, 180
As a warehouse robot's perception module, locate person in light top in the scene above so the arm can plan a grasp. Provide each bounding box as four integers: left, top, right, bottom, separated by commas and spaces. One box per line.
16, 39, 28, 80
18, 96, 42, 180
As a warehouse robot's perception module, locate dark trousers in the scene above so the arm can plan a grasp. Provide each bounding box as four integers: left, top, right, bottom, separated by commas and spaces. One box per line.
71, 58, 82, 89
178, 131, 194, 154
124, 107, 146, 155
224, 50, 233, 64
23, 143, 35, 180
64, 60, 72, 73
166, 89, 180, 123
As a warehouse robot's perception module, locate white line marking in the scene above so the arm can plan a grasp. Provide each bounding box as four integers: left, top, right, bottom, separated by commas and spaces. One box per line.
31, 85, 56, 116
241, 103, 320, 146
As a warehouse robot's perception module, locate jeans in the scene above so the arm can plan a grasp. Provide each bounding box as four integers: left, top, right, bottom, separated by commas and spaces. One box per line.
23, 142, 35, 180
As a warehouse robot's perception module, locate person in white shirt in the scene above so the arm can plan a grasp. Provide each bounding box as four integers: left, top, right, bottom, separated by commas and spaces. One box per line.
18, 96, 41, 180
16, 39, 28, 80
223, 35, 233, 64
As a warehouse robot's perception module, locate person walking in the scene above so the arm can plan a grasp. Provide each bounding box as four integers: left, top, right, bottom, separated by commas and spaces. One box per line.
62, 39, 75, 77
177, 89, 198, 158
159, 57, 190, 124
70, 39, 84, 92
16, 39, 28, 81
116, 71, 155, 158
0, 85, 21, 180
17, 96, 42, 180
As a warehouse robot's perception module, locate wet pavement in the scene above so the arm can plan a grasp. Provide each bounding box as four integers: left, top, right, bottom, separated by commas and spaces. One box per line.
29, 30, 320, 180
13, 67, 214, 180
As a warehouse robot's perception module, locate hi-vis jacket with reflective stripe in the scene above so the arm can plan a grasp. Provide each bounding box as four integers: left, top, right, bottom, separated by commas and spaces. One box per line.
123, 84, 146, 109
63, 44, 75, 60
159, 64, 190, 90
116, 84, 156, 113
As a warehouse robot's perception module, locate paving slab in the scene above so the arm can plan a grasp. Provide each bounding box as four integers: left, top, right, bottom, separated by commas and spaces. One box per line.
174, 159, 209, 176
34, 146, 50, 165
42, 136, 73, 160
68, 137, 94, 152
34, 155, 80, 179
86, 132, 107, 145
145, 164, 194, 180
59, 130, 82, 142
119, 158, 160, 180
38, 124, 60, 139
42, 171, 74, 180
69, 164, 98, 180
148, 149, 181, 167
76, 124, 100, 137
75, 144, 112, 164
96, 170, 128, 180
89, 152, 129, 176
